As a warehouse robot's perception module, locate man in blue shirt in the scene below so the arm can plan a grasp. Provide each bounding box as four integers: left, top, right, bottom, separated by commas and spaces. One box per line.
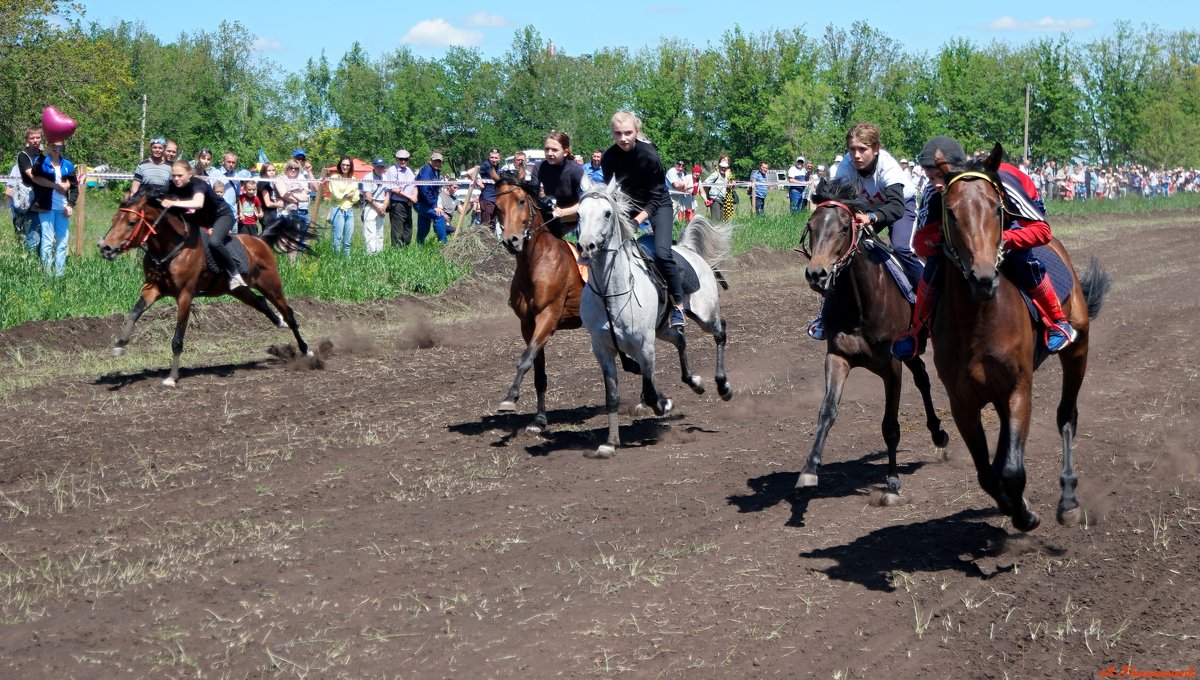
585, 149, 604, 185
750, 161, 770, 215
469, 148, 501, 227
415, 152, 448, 243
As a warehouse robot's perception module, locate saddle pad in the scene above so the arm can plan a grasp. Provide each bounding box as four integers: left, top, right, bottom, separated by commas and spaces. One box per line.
565, 241, 589, 284
862, 239, 916, 304
200, 229, 250, 276
1019, 245, 1074, 321
635, 234, 701, 295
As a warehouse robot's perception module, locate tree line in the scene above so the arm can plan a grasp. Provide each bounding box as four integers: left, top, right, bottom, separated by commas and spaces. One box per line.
3, 2, 1197, 178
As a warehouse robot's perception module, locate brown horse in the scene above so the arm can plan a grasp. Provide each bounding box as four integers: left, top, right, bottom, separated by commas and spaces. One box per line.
797, 179, 949, 504
933, 144, 1110, 531
492, 176, 585, 433
98, 190, 313, 387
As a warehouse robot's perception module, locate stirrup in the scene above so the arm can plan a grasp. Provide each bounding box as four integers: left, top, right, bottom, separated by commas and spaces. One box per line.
670, 308, 686, 328
229, 273, 246, 290
807, 315, 824, 340
1045, 321, 1077, 353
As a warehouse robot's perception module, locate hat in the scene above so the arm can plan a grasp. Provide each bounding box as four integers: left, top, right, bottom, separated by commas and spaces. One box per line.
430, 152, 444, 162
692, 165, 703, 174
395, 149, 411, 159
796, 156, 805, 163
150, 137, 166, 146
372, 157, 387, 167
817, 164, 826, 171
834, 155, 843, 162
292, 148, 306, 158
918, 136, 967, 167
676, 160, 685, 165
900, 158, 910, 165
718, 161, 729, 169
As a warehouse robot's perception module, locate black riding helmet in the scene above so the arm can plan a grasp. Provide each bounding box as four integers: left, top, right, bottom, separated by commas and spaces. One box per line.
918, 136, 968, 168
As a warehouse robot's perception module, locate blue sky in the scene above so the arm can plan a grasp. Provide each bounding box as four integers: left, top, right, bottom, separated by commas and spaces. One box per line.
77, 1, 1187, 73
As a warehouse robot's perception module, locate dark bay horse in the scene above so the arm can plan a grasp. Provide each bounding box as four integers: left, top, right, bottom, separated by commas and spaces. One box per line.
98, 190, 314, 387
933, 144, 1110, 531
797, 180, 948, 504
492, 176, 585, 433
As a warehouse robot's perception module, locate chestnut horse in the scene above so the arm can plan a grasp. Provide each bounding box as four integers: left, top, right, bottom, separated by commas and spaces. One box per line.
492, 176, 585, 433
933, 144, 1110, 531
98, 190, 314, 387
797, 179, 949, 504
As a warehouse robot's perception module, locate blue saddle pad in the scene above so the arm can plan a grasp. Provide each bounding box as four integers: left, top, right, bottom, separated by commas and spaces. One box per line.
636, 234, 702, 295
862, 239, 916, 304
1019, 245, 1074, 321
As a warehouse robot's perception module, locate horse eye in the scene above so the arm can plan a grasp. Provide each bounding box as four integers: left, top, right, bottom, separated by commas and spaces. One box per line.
604, 210, 612, 219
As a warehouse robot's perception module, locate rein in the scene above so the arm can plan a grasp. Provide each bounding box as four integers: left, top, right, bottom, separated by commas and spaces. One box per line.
495, 185, 560, 246
580, 191, 640, 351
942, 171, 1007, 278
112, 206, 191, 268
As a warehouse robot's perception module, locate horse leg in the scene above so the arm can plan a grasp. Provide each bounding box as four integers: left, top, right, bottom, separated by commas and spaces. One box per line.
112, 284, 162, 356
230, 287, 284, 327
164, 292, 194, 387
713, 316, 732, 401
659, 326, 704, 394
904, 356, 950, 454
994, 389, 1040, 532
499, 318, 539, 411
586, 339, 621, 459
878, 361, 903, 505
1055, 342, 1089, 526
948, 400, 1010, 516
530, 347, 548, 434
258, 278, 310, 356
633, 341, 673, 417
798, 354, 851, 489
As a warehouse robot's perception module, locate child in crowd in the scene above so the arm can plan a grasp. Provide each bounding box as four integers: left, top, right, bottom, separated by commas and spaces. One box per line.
238, 180, 263, 236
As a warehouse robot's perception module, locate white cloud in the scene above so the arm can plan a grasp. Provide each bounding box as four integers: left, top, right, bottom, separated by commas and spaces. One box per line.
464, 11, 508, 28
252, 36, 284, 53
400, 19, 484, 47
985, 16, 1095, 32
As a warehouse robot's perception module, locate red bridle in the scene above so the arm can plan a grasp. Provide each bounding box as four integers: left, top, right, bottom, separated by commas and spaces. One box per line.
111, 207, 162, 252
797, 200, 860, 271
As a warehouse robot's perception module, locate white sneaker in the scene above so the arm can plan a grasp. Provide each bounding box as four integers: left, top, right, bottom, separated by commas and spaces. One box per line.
229, 273, 246, 290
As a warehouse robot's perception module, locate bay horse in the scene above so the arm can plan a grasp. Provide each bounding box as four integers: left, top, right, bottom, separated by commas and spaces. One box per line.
492, 175, 585, 433
576, 177, 733, 459
98, 189, 314, 387
797, 179, 949, 504
933, 144, 1110, 531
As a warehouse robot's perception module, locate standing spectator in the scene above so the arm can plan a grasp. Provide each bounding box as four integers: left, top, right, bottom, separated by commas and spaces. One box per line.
13, 126, 42, 252
504, 151, 533, 182
787, 156, 809, 213
220, 151, 253, 214
584, 149, 605, 185
699, 156, 735, 222
128, 136, 170, 197
383, 149, 416, 247
192, 149, 225, 184
360, 158, 390, 254
236, 180, 263, 236
325, 155, 360, 255
440, 181, 462, 232
257, 162, 282, 224
750, 161, 770, 215
666, 159, 688, 220
30, 141, 78, 277
468, 148, 501, 228
829, 155, 843, 181
415, 152, 448, 244
677, 165, 701, 223
164, 139, 179, 163
277, 159, 316, 261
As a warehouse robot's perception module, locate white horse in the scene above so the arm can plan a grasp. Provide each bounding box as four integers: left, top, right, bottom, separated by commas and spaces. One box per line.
575, 177, 733, 459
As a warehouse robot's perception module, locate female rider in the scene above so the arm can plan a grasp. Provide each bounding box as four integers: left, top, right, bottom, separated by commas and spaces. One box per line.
536, 131, 584, 238
160, 159, 244, 289
600, 111, 686, 328
808, 122, 919, 340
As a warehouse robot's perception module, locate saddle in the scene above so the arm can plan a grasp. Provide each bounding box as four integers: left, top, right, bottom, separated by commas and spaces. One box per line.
860, 235, 916, 304
200, 229, 250, 276
634, 234, 702, 329
1019, 245, 1075, 317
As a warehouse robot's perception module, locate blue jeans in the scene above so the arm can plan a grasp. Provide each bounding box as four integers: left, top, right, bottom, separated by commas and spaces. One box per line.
294, 208, 310, 249
38, 210, 69, 276
416, 205, 447, 244
885, 197, 924, 288
19, 208, 40, 253
754, 195, 766, 215
789, 188, 805, 213
330, 207, 354, 255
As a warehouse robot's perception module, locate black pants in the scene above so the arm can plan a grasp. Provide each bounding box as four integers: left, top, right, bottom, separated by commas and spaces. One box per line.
645, 198, 684, 303
208, 211, 240, 274
388, 200, 413, 247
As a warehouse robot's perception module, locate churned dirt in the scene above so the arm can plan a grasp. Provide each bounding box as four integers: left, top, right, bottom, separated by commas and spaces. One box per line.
0, 212, 1197, 679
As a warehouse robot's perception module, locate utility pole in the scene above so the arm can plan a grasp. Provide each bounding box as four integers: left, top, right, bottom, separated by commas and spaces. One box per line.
1023, 83, 1031, 163
139, 94, 147, 160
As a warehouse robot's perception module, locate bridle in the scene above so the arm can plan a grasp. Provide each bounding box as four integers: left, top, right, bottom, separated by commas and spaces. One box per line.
579, 188, 644, 346
796, 200, 862, 288
495, 184, 553, 246
941, 171, 1007, 278
110, 205, 170, 253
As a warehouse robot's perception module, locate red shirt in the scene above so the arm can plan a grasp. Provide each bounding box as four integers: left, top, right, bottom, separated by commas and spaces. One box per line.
914, 162, 1050, 258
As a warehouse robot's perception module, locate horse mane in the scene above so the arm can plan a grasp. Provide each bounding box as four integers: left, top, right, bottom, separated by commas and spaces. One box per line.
120, 186, 168, 209
811, 178, 868, 212
495, 171, 540, 196
581, 179, 638, 240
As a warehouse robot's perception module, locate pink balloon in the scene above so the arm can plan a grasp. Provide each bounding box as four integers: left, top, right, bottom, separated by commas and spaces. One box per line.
42, 105, 78, 144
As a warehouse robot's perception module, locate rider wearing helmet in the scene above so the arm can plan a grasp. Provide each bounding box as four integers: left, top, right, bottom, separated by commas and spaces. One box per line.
890, 135, 1076, 360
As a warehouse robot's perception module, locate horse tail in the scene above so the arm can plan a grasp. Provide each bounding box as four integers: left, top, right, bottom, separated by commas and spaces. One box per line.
258, 213, 320, 255
1078, 256, 1111, 320
677, 215, 733, 270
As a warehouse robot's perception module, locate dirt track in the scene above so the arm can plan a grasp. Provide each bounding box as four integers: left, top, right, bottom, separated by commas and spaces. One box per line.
1, 212, 1197, 678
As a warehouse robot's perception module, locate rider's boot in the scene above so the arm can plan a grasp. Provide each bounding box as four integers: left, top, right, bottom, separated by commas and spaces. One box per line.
891, 278, 937, 361
1029, 276, 1077, 353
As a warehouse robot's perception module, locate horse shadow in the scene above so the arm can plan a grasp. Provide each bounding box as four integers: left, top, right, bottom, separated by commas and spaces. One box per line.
798, 508, 1041, 591
92, 359, 273, 391
448, 405, 682, 456
726, 450, 930, 527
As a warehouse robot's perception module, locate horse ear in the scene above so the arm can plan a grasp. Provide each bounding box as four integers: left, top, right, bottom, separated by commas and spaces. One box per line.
934, 149, 953, 176
581, 173, 593, 191
606, 176, 619, 194
985, 143, 1004, 173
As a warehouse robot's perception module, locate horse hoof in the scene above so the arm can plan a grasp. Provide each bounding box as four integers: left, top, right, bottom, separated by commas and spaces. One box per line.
1057, 506, 1083, 527
879, 492, 903, 507
718, 382, 733, 401
306, 349, 315, 358
525, 424, 544, 435
656, 398, 673, 416
935, 446, 950, 462
110, 346, 125, 357
585, 444, 616, 460
277, 319, 289, 328
1013, 499, 1041, 533
797, 473, 819, 488
687, 376, 705, 394
497, 400, 517, 413
632, 403, 652, 418
161, 377, 176, 388
933, 430, 950, 448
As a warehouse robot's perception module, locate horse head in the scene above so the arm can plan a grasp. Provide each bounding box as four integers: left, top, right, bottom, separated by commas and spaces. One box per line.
493, 173, 543, 254
939, 143, 1007, 301
98, 190, 171, 260
576, 178, 634, 265
800, 178, 865, 294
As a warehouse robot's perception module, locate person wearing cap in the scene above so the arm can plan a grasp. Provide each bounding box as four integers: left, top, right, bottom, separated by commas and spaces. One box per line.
128, 136, 171, 197
665, 159, 688, 221
699, 155, 735, 222
601, 110, 687, 329
415, 151, 449, 243
808, 122, 920, 341
890, 135, 1077, 360
383, 149, 417, 246
360, 158, 390, 254
829, 155, 843, 181
787, 156, 809, 213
